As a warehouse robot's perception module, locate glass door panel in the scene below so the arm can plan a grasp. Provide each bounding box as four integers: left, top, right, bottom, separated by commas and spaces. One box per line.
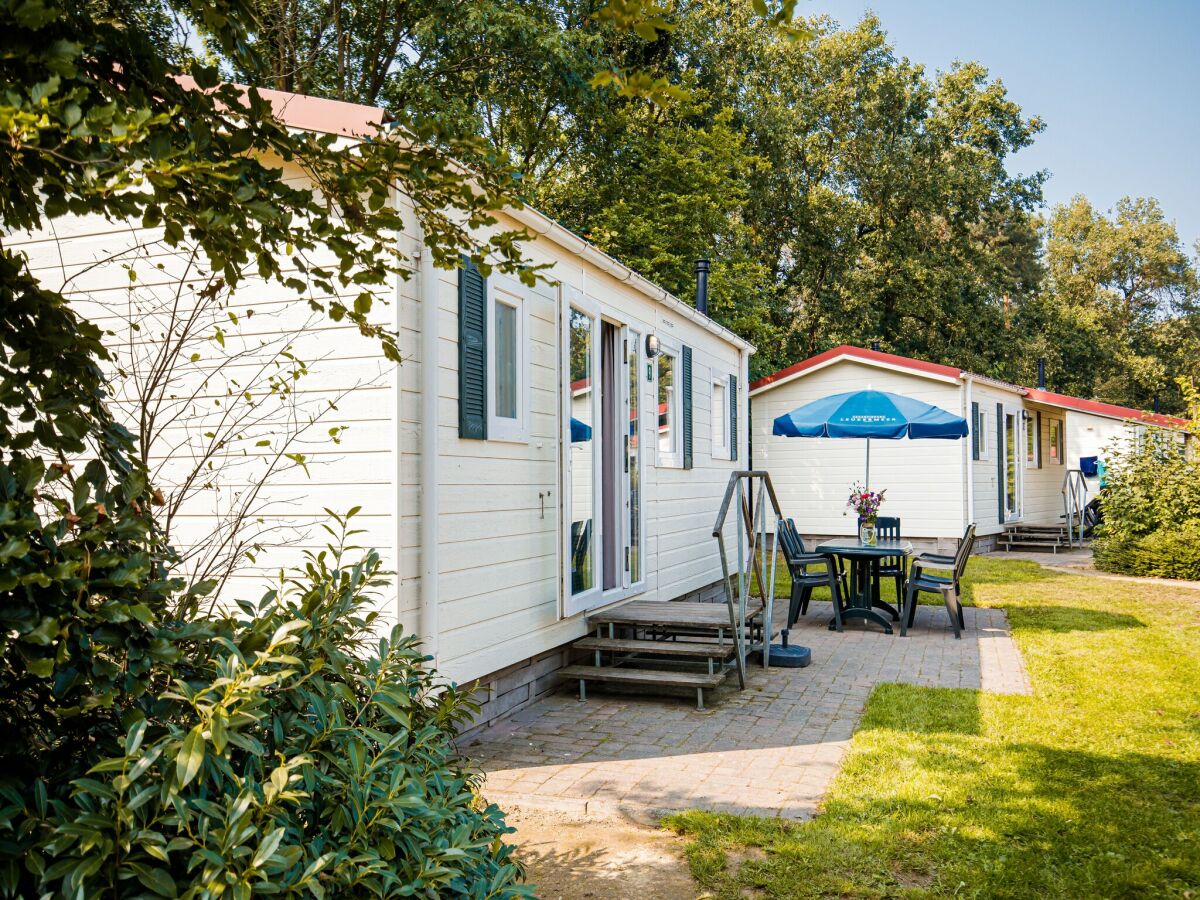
566, 307, 598, 609
627, 331, 642, 586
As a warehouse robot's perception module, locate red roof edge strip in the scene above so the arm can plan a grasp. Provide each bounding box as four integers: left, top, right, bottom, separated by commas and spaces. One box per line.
749, 344, 961, 392
174, 76, 386, 137
1023, 388, 1189, 429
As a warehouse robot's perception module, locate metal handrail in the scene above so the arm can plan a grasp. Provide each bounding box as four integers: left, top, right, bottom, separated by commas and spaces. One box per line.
713, 471, 783, 681
1062, 468, 1088, 547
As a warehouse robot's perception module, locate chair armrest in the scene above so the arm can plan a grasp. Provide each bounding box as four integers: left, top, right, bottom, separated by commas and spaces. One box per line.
913, 552, 954, 567
790, 553, 834, 567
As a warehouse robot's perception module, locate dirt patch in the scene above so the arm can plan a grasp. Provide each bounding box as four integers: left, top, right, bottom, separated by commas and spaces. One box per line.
504, 804, 703, 899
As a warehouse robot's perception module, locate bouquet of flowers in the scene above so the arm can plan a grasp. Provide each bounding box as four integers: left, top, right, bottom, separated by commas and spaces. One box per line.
846, 482, 886, 525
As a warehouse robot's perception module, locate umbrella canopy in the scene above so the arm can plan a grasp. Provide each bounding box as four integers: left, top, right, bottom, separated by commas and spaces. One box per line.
772, 389, 967, 488
569, 417, 593, 442
773, 390, 968, 440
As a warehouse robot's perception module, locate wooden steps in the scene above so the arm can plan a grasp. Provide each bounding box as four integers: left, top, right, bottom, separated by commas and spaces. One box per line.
559, 664, 725, 710
589, 599, 762, 631
1000, 523, 1085, 554
573, 636, 737, 661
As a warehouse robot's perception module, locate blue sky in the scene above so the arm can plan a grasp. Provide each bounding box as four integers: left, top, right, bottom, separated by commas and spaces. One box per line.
815, 0, 1200, 252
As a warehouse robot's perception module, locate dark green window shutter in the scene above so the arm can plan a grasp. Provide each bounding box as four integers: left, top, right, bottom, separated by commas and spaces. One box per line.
1036, 411, 1043, 468
996, 402, 1005, 524
458, 257, 487, 440
682, 346, 693, 470
729, 374, 738, 462
971, 402, 980, 460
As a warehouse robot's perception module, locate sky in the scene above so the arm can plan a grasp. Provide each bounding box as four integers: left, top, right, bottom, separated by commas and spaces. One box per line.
814, 0, 1200, 252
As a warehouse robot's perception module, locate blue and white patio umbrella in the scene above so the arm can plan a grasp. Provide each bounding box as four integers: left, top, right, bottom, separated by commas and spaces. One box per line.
772, 389, 968, 488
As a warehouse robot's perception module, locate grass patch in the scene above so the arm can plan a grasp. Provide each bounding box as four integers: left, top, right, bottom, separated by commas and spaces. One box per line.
667, 558, 1200, 897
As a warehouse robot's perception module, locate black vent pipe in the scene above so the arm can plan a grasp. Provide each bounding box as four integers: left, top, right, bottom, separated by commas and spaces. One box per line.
871, 340, 880, 351
695, 259, 709, 316
1037, 357, 1046, 389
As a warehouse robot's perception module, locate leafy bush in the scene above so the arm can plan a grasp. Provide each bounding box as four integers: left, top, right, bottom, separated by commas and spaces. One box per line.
1, 518, 528, 898
1093, 425, 1200, 579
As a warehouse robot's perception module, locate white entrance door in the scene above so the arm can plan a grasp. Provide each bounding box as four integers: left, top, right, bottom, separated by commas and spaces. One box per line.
562, 292, 645, 616
1002, 407, 1023, 521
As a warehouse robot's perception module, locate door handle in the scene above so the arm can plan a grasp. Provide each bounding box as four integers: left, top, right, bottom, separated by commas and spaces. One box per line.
624, 435, 629, 473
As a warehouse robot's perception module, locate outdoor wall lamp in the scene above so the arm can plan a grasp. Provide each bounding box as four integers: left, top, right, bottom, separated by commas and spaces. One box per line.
645, 333, 660, 359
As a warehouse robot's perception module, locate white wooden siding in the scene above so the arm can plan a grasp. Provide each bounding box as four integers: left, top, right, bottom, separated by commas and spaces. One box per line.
751, 362, 966, 540
13, 168, 750, 690
9, 162, 405, 625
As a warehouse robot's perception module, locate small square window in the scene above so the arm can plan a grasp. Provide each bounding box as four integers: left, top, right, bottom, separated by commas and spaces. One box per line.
487, 279, 528, 442
1048, 417, 1064, 464
657, 349, 680, 466
711, 378, 730, 459
975, 409, 990, 461
1025, 414, 1039, 467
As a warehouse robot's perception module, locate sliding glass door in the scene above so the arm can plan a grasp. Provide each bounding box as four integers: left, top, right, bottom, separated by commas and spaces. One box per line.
562, 291, 645, 615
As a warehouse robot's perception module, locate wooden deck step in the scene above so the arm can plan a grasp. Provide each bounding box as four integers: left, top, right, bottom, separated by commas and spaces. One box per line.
559, 664, 726, 709
589, 600, 762, 630
573, 636, 737, 660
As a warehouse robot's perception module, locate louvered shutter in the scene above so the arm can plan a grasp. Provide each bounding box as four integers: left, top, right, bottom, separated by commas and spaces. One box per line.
729, 373, 738, 462
458, 257, 487, 440
996, 403, 1005, 524
682, 346, 693, 470
1036, 411, 1043, 468
971, 401, 980, 461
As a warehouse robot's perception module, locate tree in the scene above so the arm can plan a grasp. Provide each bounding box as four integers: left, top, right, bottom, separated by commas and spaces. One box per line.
0, 0, 532, 890
1022, 196, 1200, 410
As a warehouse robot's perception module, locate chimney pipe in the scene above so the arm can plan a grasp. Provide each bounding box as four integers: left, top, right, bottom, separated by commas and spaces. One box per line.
1037, 357, 1046, 390
694, 259, 709, 317
871, 340, 881, 352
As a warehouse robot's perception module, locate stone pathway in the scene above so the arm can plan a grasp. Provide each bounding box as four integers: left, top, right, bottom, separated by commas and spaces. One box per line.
464, 599, 1030, 820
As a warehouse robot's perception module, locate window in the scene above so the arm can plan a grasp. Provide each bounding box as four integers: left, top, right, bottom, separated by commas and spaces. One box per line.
1048, 417, 1064, 464
1025, 413, 1039, 467
974, 406, 990, 461
486, 277, 528, 441
657, 349, 680, 466
711, 377, 730, 459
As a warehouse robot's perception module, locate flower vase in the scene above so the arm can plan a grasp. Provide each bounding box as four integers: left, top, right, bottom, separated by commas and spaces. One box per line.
859, 518, 877, 545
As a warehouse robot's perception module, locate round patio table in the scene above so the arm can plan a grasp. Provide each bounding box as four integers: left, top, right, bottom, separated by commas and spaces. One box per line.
814, 538, 914, 635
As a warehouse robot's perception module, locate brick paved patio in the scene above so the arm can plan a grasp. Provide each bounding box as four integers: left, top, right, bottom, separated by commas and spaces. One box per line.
463, 599, 1030, 820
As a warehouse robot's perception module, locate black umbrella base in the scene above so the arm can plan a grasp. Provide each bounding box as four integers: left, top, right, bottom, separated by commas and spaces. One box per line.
766, 643, 812, 667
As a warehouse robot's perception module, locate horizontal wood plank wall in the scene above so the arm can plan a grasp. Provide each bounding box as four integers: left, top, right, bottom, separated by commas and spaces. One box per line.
13, 169, 750, 694
751, 361, 965, 541
969, 382, 1008, 534
9, 164, 411, 632
408, 209, 747, 687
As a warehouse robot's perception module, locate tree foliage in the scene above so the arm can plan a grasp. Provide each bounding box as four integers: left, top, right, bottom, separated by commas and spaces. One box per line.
16, 520, 527, 898
1018, 196, 1200, 410
0, 0, 532, 892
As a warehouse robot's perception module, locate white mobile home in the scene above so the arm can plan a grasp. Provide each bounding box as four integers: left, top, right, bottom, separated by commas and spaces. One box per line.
10, 88, 752, 732
749, 345, 1188, 552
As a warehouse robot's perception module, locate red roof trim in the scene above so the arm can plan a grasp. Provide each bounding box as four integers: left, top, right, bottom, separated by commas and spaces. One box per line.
749, 345, 960, 392
751, 344, 1190, 430
1023, 388, 1188, 429
175, 76, 386, 137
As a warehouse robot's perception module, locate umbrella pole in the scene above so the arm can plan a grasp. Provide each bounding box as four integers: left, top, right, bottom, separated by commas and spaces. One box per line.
865, 438, 870, 490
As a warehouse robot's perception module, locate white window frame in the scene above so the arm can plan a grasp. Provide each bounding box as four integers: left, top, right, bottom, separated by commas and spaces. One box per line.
655, 341, 682, 468
1047, 416, 1065, 465
976, 407, 990, 461
1024, 411, 1039, 468
711, 374, 731, 460
486, 274, 530, 443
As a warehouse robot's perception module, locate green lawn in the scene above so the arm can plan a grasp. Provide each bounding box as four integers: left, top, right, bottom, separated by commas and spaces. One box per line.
668, 557, 1200, 898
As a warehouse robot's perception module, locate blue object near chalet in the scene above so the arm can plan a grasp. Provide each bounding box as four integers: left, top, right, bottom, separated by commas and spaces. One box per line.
570, 417, 593, 442
772, 389, 968, 488
772, 389, 969, 440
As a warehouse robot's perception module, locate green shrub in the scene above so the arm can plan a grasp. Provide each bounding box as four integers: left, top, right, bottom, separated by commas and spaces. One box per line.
1, 518, 529, 898
1094, 426, 1200, 579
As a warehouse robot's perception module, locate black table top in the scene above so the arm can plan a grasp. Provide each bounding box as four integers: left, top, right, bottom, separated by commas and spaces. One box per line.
815, 538, 914, 557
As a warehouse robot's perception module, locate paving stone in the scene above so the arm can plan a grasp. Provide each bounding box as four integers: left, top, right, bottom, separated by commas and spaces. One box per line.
467, 599, 1030, 818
